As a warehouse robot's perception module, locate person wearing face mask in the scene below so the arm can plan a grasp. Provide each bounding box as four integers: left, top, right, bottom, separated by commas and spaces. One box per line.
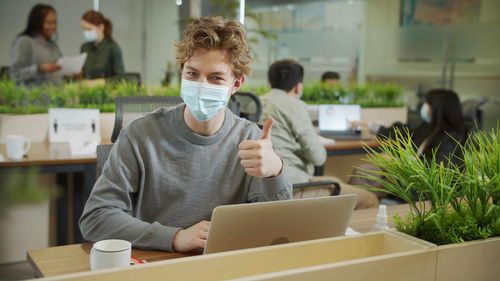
10, 4, 62, 85
78, 10, 124, 79
79, 16, 292, 253
259, 59, 378, 209
349, 89, 465, 201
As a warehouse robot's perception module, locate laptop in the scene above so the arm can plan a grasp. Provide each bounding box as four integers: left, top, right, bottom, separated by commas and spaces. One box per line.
203, 194, 357, 254
318, 104, 365, 140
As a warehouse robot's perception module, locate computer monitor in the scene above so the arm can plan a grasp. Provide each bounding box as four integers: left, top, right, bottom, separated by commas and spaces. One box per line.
318, 104, 362, 133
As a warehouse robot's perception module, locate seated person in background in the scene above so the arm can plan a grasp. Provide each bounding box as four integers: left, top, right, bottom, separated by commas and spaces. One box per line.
259, 59, 378, 209
79, 10, 124, 79
79, 16, 292, 253
349, 89, 465, 200
10, 4, 62, 85
321, 71, 340, 87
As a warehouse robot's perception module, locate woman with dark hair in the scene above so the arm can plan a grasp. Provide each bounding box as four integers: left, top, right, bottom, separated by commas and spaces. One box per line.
349, 89, 465, 199
418, 89, 465, 164
79, 10, 124, 79
10, 4, 62, 85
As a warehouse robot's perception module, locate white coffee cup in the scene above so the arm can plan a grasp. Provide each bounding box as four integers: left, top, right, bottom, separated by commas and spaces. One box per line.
5, 135, 31, 160
90, 239, 131, 271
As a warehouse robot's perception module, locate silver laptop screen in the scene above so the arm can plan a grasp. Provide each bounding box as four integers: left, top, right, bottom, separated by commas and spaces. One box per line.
318, 104, 361, 132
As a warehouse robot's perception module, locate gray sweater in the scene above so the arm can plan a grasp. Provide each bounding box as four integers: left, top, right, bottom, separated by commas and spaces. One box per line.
79, 104, 292, 251
10, 35, 63, 85
260, 89, 327, 184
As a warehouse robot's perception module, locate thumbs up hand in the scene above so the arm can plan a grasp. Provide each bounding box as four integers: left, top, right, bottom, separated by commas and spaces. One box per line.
238, 118, 283, 178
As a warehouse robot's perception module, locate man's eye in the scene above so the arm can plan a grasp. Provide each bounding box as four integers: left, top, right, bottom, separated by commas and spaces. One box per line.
210, 76, 223, 81
187, 72, 197, 77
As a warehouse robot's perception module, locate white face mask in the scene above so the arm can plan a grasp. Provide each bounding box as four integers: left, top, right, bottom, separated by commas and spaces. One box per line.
83, 30, 98, 42
420, 103, 431, 124
180, 79, 232, 121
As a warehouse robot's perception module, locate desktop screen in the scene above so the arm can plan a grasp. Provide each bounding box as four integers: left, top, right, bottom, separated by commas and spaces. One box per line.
318, 104, 361, 132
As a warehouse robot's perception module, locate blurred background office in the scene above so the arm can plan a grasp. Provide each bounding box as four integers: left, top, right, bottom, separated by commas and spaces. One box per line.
0, 1, 499, 278
1, 0, 497, 129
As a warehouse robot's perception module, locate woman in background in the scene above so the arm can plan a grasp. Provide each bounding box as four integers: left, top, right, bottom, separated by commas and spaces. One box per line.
80, 10, 124, 79
10, 4, 62, 85
350, 89, 465, 200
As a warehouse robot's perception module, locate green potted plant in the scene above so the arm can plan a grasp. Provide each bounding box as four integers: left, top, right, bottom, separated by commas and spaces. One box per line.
355, 127, 499, 280
0, 167, 59, 263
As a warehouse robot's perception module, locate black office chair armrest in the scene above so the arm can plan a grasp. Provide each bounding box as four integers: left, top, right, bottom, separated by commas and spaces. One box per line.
292, 181, 341, 196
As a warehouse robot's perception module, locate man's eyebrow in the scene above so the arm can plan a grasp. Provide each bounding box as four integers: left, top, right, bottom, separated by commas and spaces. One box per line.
209, 71, 227, 76
185, 66, 199, 72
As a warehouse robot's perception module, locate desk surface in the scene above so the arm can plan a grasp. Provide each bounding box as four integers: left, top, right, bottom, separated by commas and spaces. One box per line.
0, 139, 375, 167
27, 203, 411, 278
0, 142, 96, 167
324, 138, 379, 151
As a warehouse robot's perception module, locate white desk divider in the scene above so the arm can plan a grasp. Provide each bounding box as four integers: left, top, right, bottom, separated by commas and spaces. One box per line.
48, 108, 101, 146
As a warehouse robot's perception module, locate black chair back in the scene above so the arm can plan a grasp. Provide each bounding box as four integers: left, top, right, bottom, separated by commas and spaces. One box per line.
96, 144, 113, 178
229, 92, 262, 122
462, 98, 487, 134
111, 96, 183, 143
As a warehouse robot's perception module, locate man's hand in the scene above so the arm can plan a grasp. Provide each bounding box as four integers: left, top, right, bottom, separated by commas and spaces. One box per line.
239, 118, 283, 178
172, 220, 210, 252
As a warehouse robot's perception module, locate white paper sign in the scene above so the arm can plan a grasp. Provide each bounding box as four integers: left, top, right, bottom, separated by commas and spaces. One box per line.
49, 108, 100, 143
54, 53, 87, 76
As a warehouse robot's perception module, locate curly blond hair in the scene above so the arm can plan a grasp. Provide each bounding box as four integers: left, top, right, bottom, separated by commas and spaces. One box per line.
175, 16, 251, 78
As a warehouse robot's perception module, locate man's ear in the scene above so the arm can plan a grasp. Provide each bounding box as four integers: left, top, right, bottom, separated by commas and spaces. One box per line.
231, 76, 245, 95
294, 82, 303, 96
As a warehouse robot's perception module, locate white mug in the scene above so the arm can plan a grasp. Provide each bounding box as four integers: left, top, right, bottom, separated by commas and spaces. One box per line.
90, 239, 131, 271
5, 135, 31, 160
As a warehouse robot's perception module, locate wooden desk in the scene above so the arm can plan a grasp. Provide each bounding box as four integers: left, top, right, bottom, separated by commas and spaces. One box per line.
27, 243, 196, 278
0, 142, 97, 245
324, 138, 380, 157
27, 203, 412, 278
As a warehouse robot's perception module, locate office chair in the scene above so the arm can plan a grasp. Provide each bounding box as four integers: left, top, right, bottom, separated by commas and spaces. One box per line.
96, 144, 114, 178
228, 92, 263, 122
462, 98, 487, 135
111, 96, 183, 143
107, 72, 142, 85
292, 181, 341, 199
0, 66, 10, 79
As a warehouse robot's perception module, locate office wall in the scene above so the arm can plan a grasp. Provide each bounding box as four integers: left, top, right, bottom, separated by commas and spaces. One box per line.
0, 0, 179, 85
362, 0, 500, 131
144, 0, 179, 86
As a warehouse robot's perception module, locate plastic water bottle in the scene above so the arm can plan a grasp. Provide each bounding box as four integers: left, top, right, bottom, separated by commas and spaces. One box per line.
372, 204, 390, 231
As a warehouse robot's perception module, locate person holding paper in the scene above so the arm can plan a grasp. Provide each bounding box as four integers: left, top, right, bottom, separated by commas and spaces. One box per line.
10, 4, 62, 85
78, 10, 124, 80
79, 16, 292, 253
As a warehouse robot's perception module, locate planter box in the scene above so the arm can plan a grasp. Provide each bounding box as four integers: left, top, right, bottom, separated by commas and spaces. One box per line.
435, 236, 500, 281
38, 231, 436, 281
0, 113, 115, 143
0, 202, 50, 264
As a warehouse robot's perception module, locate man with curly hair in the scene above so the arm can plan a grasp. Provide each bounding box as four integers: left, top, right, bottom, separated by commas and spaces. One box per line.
80, 16, 292, 252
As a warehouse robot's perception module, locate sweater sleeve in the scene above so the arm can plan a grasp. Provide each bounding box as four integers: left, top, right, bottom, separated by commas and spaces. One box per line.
292, 103, 327, 166
246, 169, 293, 202
10, 37, 38, 83
79, 134, 181, 251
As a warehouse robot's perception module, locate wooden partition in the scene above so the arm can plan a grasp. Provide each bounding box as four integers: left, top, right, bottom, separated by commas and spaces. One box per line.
37, 231, 436, 281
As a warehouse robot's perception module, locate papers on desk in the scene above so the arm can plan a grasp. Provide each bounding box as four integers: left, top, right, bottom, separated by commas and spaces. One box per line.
69, 136, 98, 156
54, 53, 87, 76
345, 227, 361, 236
318, 135, 336, 145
